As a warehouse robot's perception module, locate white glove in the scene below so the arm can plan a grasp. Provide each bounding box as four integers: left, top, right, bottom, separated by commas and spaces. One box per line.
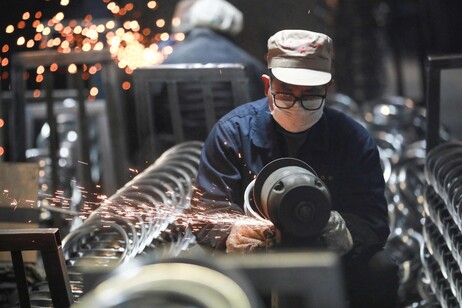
226, 224, 277, 254
320, 211, 353, 255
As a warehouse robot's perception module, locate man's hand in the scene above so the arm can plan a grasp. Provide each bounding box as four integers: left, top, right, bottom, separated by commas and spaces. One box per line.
226, 224, 277, 254
320, 211, 353, 255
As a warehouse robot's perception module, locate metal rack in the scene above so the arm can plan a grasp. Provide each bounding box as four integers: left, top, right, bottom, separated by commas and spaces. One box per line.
9, 49, 130, 195
132, 63, 250, 164
425, 54, 462, 152
0, 228, 73, 308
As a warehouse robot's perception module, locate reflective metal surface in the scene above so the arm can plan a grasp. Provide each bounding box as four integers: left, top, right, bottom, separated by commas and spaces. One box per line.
343, 94, 454, 306
75, 262, 257, 308
422, 141, 462, 307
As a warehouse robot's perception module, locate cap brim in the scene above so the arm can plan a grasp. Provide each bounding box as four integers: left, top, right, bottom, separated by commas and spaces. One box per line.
272, 67, 332, 86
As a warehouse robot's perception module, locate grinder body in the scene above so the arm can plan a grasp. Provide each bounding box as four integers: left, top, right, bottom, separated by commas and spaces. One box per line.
253, 158, 331, 247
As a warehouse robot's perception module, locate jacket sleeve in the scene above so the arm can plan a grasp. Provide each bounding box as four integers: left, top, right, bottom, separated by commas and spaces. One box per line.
188, 120, 247, 250
338, 129, 390, 262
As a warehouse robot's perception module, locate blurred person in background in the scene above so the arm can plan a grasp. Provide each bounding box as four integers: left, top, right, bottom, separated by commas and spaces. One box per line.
164, 0, 267, 101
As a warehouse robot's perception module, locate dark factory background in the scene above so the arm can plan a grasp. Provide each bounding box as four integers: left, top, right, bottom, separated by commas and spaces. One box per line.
1, 1, 462, 307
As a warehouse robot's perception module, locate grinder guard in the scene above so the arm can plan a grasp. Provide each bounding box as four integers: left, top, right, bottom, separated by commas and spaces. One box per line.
253, 158, 331, 240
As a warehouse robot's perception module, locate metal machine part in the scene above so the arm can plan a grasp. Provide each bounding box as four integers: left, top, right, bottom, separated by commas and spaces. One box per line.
252, 158, 331, 239
74, 262, 258, 308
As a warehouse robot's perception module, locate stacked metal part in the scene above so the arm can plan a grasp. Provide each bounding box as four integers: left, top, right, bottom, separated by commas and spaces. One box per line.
25, 141, 203, 306
327, 94, 437, 306
422, 141, 462, 307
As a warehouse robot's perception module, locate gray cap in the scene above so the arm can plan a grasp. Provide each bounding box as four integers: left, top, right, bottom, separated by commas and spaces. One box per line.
267, 30, 334, 86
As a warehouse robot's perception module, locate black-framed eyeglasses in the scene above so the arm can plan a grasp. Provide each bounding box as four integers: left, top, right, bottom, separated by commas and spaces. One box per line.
270, 89, 327, 110
270, 79, 327, 111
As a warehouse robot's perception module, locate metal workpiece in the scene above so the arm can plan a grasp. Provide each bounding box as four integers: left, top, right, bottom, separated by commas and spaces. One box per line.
58, 141, 203, 303
386, 142, 427, 233
64, 141, 203, 259
422, 141, 462, 307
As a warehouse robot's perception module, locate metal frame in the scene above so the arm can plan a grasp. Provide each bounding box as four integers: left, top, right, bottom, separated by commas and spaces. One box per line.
9, 49, 129, 195
425, 53, 462, 152
132, 63, 250, 164
0, 85, 4, 162
0, 228, 73, 308
214, 251, 347, 307
24, 99, 114, 193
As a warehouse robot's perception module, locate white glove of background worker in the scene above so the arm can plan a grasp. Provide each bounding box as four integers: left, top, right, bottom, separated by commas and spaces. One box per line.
320, 211, 353, 255
226, 224, 277, 254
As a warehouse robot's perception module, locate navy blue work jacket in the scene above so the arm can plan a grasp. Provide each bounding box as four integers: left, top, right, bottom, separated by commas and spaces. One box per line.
194, 98, 390, 258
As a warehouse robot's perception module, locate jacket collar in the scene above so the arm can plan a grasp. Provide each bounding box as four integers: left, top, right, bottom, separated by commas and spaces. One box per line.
186, 27, 230, 41
250, 99, 275, 148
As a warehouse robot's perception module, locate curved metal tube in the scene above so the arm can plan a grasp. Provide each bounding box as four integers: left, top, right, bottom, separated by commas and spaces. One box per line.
59, 141, 204, 303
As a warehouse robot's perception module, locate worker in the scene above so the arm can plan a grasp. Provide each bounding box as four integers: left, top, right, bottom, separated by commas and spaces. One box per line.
191, 29, 399, 307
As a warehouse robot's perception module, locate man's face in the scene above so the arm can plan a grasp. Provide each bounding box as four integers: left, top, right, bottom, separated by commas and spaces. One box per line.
262, 74, 327, 132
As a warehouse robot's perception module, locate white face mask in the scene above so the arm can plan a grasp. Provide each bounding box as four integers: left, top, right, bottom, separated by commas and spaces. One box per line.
271, 97, 324, 133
